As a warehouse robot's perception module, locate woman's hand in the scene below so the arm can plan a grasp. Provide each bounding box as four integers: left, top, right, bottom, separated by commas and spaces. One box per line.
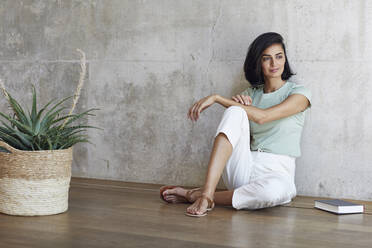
188, 95, 217, 122
232, 94, 252, 106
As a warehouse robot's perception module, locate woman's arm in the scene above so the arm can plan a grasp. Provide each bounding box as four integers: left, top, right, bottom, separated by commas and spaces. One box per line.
188, 94, 310, 124
215, 94, 310, 124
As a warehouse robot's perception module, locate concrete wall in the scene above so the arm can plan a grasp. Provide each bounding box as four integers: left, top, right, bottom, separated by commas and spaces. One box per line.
1, 0, 372, 200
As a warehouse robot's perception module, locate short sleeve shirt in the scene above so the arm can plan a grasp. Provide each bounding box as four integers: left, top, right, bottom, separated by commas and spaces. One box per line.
241, 81, 311, 157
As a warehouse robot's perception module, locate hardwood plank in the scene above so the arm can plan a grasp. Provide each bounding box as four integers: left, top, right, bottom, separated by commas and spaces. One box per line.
0, 177, 371, 248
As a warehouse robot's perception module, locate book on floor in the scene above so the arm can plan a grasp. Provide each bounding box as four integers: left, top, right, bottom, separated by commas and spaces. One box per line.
314, 199, 364, 214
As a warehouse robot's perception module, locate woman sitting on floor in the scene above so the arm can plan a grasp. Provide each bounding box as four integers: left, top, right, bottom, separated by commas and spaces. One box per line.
160, 32, 311, 217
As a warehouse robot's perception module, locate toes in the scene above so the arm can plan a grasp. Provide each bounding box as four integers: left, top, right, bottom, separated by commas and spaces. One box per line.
162, 189, 168, 197
163, 188, 178, 197
165, 195, 176, 202
186, 198, 208, 215
186, 205, 195, 214
187, 201, 200, 214
165, 188, 177, 195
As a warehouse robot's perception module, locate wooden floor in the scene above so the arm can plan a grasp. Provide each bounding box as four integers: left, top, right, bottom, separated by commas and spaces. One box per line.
1, 178, 372, 248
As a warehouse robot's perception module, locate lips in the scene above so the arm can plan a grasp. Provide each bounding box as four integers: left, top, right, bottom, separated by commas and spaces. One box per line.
270, 68, 279, 73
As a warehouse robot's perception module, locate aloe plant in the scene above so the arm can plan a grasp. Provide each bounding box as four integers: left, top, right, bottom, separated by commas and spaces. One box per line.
0, 85, 100, 151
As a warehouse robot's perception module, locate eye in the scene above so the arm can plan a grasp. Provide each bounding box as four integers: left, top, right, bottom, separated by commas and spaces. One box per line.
262, 57, 270, 61
276, 55, 283, 59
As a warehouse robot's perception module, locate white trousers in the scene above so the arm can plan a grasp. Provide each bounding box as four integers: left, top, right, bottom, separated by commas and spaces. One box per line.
216, 106, 297, 210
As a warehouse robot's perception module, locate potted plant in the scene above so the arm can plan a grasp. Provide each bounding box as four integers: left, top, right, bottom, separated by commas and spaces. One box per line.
0, 49, 100, 216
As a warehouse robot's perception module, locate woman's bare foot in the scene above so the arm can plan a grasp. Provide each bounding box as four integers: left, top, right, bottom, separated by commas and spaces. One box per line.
186, 194, 214, 216
161, 187, 202, 203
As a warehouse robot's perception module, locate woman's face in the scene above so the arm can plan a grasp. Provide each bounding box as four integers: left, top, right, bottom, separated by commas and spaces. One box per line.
260, 43, 286, 80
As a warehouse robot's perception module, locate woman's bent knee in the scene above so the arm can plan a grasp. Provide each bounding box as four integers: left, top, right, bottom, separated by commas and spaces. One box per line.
225, 106, 246, 115
232, 177, 295, 210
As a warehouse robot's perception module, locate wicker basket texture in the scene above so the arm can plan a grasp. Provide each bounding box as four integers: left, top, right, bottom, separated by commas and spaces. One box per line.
0, 141, 73, 216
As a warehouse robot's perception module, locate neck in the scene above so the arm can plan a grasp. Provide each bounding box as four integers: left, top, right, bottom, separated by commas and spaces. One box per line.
263, 77, 286, 93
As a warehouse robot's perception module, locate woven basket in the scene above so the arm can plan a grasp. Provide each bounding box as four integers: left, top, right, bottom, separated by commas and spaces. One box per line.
0, 141, 73, 216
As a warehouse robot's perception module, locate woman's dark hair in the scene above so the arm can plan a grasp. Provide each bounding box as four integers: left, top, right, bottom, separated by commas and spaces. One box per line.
243, 32, 294, 86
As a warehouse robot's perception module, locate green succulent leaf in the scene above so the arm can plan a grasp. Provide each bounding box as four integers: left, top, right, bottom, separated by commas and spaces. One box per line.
0, 125, 13, 135
7, 93, 31, 126
0, 112, 35, 136
0, 86, 101, 151
0, 130, 28, 150
12, 129, 33, 148
31, 85, 37, 125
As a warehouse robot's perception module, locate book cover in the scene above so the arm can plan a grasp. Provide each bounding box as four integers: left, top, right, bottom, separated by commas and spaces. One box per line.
314, 199, 364, 214
315, 199, 360, 206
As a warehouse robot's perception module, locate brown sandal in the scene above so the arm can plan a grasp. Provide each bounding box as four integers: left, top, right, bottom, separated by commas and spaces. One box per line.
185, 188, 214, 211
185, 194, 215, 217
160, 186, 202, 204
185, 187, 201, 202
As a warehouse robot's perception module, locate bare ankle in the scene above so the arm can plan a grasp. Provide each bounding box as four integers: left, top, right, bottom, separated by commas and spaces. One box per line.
202, 191, 215, 199
191, 191, 202, 202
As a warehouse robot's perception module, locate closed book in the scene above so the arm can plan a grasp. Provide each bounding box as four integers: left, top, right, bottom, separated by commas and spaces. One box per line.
314, 199, 364, 214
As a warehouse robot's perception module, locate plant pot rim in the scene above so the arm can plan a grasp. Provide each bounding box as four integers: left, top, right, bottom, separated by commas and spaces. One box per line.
0, 141, 73, 154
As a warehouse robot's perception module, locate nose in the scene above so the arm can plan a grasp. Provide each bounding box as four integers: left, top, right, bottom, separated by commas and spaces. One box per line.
271, 58, 277, 67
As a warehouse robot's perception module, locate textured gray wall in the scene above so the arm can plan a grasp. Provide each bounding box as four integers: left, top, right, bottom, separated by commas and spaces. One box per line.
1, 0, 372, 200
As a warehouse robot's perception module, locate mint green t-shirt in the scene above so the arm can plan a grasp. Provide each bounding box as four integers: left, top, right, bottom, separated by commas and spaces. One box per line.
241, 81, 311, 158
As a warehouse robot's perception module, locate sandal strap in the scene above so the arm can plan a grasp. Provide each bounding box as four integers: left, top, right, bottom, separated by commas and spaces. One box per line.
185, 187, 201, 202
200, 194, 215, 210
